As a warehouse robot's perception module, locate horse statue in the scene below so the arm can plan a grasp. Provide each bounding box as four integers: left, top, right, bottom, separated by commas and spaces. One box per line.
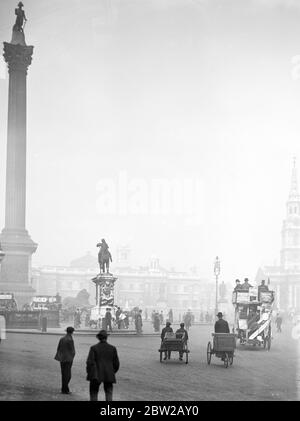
97, 239, 112, 275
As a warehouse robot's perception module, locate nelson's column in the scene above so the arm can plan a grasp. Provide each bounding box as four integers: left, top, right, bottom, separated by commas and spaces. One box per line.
0, 3, 37, 307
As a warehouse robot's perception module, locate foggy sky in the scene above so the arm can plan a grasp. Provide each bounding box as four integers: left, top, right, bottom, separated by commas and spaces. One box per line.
1, 0, 300, 283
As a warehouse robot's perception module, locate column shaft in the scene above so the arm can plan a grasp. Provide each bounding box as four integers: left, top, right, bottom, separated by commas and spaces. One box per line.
5, 68, 27, 229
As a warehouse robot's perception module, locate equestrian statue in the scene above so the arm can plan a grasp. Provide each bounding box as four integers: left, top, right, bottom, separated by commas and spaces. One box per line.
97, 239, 112, 275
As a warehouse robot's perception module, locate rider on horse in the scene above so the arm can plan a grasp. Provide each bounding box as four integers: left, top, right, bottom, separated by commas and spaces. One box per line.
97, 239, 112, 274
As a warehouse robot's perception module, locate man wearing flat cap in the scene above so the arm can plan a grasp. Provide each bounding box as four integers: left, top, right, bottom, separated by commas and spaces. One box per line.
86, 330, 120, 401
54, 326, 76, 394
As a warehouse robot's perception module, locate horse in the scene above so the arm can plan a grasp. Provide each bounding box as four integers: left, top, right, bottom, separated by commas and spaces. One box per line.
98, 246, 112, 274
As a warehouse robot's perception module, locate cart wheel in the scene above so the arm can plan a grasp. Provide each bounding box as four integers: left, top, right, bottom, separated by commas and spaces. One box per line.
207, 342, 212, 365
224, 353, 229, 368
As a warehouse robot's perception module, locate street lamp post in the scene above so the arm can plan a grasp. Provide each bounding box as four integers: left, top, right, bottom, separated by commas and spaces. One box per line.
0, 244, 5, 267
0, 246, 5, 286
214, 256, 221, 320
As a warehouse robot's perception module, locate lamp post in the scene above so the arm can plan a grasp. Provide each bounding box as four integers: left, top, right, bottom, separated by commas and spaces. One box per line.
0, 245, 5, 287
0, 244, 5, 266
214, 256, 221, 320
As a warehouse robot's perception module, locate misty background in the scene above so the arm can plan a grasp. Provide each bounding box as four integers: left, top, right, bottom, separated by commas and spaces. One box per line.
1, 0, 300, 283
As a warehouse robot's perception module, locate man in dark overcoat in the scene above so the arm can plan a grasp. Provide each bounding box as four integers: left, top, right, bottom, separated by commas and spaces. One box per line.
54, 326, 76, 394
214, 312, 230, 333
105, 308, 113, 332
86, 330, 120, 401
161, 321, 173, 360
175, 322, 189, 361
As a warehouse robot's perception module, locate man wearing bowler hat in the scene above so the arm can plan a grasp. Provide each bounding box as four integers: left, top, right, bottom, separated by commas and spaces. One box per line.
86, 329, 120, 401
54, 326, 76, 394
214, 312, 230, 333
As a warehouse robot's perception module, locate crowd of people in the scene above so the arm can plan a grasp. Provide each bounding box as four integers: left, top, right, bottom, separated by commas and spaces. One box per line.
69, 306, 217, 334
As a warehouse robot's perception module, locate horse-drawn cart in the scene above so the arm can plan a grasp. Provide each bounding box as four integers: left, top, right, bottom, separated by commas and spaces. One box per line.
207, 333, 236, 368
159, 332, 190, 364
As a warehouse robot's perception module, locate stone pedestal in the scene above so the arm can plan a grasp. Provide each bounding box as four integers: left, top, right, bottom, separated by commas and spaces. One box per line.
91, 273, 117, 325
0, 32, 37, 308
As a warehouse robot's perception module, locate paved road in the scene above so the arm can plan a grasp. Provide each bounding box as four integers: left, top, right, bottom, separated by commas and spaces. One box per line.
0, 323, 299, 401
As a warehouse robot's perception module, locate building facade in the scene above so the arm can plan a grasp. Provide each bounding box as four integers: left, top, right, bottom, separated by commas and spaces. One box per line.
32, 248, 218, 320
256, 160, 300, 313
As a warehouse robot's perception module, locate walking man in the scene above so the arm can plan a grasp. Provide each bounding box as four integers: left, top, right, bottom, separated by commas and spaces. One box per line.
54, 326, 76, 394
175, 322, 189, 361
161, 321, 173, 360
275, 313, 283, 333
86, 330, 120, 401
135, 309, 143, 334
105, 308, 113, 332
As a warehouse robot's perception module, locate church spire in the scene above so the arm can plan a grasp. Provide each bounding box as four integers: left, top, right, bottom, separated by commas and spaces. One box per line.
289, 157, 300, 201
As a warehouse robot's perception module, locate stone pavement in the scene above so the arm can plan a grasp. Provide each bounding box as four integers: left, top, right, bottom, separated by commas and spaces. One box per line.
0, 323, 299, 401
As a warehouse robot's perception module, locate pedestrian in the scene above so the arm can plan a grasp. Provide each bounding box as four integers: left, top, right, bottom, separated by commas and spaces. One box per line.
184, 311, 192, 330
153, 312, 160, 332
86, 330, 120, 401
74, 308, 81, 329
85, 312, 90, 327
116, 307, 121, 329
135, 309, 143, 333
161, 321, 173, 360
151, 310, 155, 324
124, 312, 129, 329
175, 322, 188, 361
168, 308, 173, 323
105, 308, 113, 332
159, 311, 164, 324
54, 326, 76, 394
0, 314, 6, 343
275, 313, 283, 333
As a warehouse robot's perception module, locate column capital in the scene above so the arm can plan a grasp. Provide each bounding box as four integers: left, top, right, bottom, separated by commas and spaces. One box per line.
3, 42, 34, 73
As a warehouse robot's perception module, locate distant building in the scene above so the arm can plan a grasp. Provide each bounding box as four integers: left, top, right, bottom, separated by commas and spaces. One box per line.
32, 246, 217, 319
256, 159, 300, 313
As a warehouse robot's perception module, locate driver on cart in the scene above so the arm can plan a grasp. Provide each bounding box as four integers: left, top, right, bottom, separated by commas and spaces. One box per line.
214, 312, 230, 333
214, 312, 230, 361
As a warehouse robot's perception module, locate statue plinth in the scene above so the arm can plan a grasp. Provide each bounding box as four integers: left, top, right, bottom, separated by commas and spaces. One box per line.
92, 273, 118, 309
10, 28, 26, 46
